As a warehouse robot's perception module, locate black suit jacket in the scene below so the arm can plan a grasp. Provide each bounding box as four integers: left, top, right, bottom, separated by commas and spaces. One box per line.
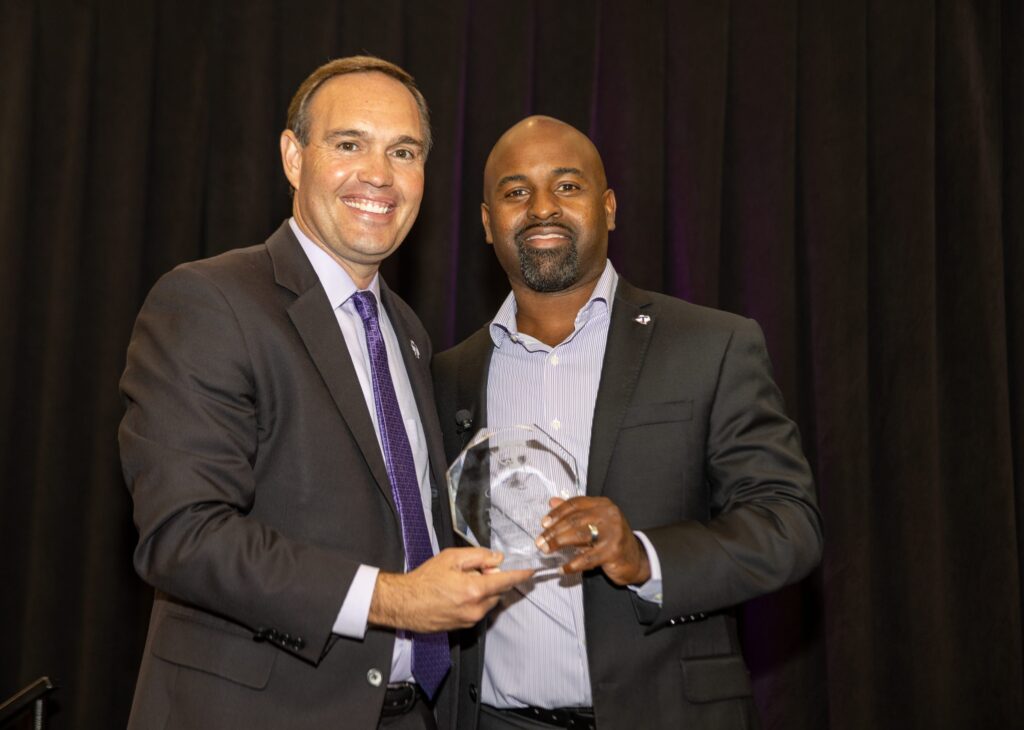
432, 277, 822, 729
119, 222, 456, 729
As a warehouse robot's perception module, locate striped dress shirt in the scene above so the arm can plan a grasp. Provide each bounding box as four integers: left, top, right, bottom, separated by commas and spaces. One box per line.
482, 261, 617, 709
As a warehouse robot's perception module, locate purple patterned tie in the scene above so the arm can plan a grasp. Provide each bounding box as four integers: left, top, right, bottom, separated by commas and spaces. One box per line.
351, 290, 450, 698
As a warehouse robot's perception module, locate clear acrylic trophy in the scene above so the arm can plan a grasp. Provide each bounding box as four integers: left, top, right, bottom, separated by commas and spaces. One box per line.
447, 425, 580, 573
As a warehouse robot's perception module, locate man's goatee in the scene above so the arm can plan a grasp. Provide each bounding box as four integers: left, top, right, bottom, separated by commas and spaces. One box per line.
517, 241, 580, 293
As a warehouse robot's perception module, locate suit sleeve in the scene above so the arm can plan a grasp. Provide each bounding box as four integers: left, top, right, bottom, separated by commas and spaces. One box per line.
119, 266, 357, 664
642, 317, 823, 624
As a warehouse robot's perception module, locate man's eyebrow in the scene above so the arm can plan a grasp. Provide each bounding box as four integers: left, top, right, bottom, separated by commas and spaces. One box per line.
496, 174, 527, 187
323, 128, 367, 142
321, 129, 370, 145
495, 167, 584, 188
322, 129, 423, 149
392, 134, 425, 150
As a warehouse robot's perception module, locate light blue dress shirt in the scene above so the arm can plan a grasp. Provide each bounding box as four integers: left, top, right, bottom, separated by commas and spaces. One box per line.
483, 260, 662, 709
289, 219, 437, 685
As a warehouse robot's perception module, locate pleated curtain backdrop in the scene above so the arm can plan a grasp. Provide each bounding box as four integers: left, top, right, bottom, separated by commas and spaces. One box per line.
0, 1, 1021, 728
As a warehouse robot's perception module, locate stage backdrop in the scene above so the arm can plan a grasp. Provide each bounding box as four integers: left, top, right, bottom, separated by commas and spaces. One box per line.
1, 1, 1021, 728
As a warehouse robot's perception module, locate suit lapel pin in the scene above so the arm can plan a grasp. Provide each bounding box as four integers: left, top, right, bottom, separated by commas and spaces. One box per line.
410, 339, 421, 359
634, 314, 651, 325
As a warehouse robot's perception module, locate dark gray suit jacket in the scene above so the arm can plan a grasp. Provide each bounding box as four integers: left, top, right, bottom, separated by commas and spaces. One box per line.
120, 222, 456, 729
432, 277, 822, 729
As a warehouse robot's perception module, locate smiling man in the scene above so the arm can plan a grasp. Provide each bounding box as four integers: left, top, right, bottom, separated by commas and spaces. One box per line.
432, 116, 823, 729
120, 57, 531, 730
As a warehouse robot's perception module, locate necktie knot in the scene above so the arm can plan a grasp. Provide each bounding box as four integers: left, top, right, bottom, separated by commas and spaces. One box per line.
351, 290, 379, 325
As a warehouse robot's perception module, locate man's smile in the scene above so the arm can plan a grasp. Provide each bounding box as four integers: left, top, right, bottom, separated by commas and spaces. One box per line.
517, 223, 575, 246
342, 196, 396, 216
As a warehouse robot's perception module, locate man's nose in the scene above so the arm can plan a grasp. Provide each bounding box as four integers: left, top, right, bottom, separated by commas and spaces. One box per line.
528, 189, 560, 220
357, 150, 394, 188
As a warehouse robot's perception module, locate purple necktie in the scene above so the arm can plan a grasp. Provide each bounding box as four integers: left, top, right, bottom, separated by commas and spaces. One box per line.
351, 290, 450, 698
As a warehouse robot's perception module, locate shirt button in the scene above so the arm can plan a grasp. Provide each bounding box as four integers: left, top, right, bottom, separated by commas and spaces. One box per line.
366, 668, 383, 687
551, 418, 561, 430
550, 354, 560, 366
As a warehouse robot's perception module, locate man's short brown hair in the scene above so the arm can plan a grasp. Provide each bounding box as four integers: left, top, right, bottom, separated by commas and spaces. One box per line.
286, 55, 432, 156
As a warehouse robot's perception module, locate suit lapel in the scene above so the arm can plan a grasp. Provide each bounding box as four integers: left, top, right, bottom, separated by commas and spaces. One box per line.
267, 224, 398, 519
456, 328, 494, 433
587, 279, 655, 497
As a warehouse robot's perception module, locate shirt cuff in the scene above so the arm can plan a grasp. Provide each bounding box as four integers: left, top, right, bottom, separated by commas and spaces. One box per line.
628, 531, 663, 605
333, 564, 380, 638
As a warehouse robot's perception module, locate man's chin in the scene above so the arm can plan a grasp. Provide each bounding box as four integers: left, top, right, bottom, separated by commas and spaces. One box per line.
516, 239, 580, 293
520, 260, 580, 293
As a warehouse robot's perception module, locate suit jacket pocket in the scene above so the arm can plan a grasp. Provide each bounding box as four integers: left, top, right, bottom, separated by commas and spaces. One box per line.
680, 655, 752, 703
621, 399, 693, 429
152, 612, 276, 689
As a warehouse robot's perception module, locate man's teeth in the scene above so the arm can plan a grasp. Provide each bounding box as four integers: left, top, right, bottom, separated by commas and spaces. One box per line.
344, 198, 392, 214
526, 232, 568, 240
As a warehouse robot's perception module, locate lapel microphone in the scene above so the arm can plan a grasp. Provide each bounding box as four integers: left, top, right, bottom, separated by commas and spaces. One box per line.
454, 409, 474, 435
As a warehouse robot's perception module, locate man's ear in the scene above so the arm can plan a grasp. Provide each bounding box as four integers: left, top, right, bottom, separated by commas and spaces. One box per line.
280, 130, 303, 191
604, 189, 617, 231
481, 202, 494, 244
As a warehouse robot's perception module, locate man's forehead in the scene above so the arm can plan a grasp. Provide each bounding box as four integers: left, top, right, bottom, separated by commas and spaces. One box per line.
312, 71, 400, 104
308, 72, 421, 131
486, 122, 604, 186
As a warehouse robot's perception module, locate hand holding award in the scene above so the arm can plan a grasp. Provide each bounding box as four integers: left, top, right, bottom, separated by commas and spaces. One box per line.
447, 425, 580, 573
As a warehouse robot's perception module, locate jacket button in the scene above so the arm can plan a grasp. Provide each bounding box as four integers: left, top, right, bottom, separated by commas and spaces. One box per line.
469, 683, 478, 702
367, 668, 383, 687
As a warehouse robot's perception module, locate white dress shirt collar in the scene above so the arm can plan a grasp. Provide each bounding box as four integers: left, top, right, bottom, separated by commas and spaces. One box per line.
288, 218, 382, 307
489, 259, 619, 349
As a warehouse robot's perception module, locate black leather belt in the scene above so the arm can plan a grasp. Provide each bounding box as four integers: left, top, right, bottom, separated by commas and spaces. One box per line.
381, 682, 424, 717
501, 706, 595, 729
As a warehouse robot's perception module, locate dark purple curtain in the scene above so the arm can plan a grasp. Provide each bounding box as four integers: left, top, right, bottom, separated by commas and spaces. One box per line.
1, 1, 1021, 728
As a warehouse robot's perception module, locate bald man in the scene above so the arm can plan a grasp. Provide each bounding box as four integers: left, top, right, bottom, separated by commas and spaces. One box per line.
432, 117, 823, 729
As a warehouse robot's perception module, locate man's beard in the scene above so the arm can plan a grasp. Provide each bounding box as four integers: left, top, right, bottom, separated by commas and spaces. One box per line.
515, 233, 579, 293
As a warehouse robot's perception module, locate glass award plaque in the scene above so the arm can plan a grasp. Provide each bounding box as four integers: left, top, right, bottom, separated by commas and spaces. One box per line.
447, 425, 580, 572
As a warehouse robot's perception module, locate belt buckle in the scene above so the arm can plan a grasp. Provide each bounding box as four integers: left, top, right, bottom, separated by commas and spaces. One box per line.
382, 681, 418, 717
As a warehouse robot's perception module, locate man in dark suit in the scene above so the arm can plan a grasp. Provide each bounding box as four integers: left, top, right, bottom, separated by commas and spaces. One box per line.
119, 56, 530, 730
432, 116, 824, 729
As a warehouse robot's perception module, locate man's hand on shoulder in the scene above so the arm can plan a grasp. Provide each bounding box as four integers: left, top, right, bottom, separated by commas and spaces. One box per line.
537, 496, 652, 586
368, 548, 534, 633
